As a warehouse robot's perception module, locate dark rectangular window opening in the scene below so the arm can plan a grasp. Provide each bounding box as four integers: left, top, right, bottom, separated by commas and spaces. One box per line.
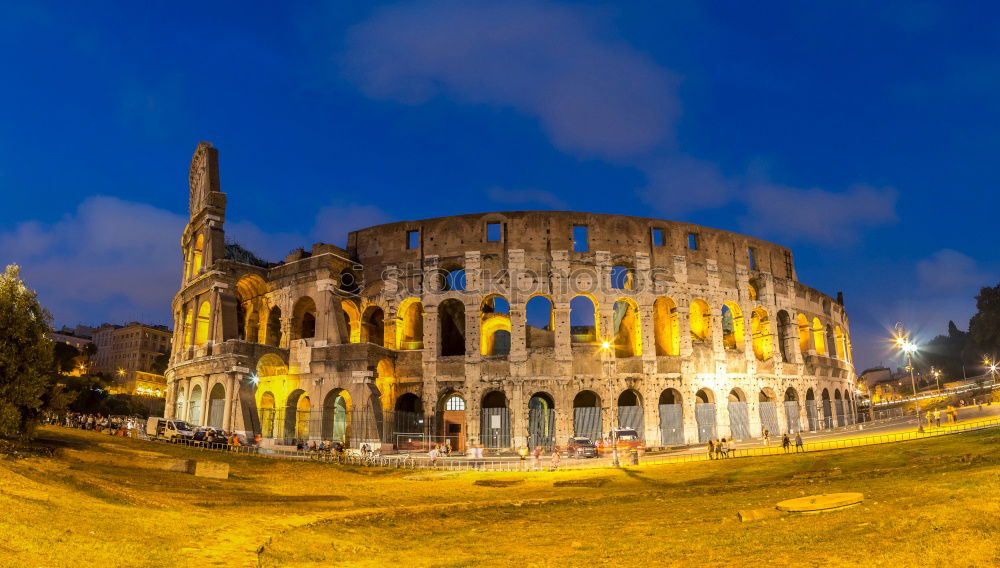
687, 233, 698, 250
651, 228, 665, 246
784, 251, 793, 278
486, 222, 502, 242
407, 230, 419, 249
748, 247, 757, 270
573, 225, 589, 252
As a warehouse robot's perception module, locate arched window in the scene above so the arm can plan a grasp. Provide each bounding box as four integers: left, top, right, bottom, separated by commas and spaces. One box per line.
610, 265, 634, 290
689, 299, 711, 343
653, 297, 679, 356
438, 266, 466, 292
396, 298, 424, 350
525, 295, 554, 349
292, 296, 317, 340
183, 308, 193, 348
481, 295, 511, 356
721, 302, 745, 350
194, 301, 211, 347
265, 306, 282, 347
612, 298, 641, 357
341, 300, 360, 344
361, 306, 385, 346
189, 234, 204, 279
796, 314, 811, 354
750, 308, 772, 361
438, 299, 466, 356
569, 295, 598, 343
812, 318, 827, 356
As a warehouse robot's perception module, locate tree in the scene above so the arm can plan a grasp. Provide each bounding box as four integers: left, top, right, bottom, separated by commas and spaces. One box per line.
151, 349, 171, 375
52, 342, 80, 373
969, 284, 1000, 355
0, 265, 53, 439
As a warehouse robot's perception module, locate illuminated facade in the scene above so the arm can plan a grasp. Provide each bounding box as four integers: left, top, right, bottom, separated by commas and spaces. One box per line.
91, 322, 171, 396
166, 142, 858, 449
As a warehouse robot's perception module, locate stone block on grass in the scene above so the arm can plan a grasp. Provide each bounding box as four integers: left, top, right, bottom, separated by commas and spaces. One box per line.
188, 460, 229, 480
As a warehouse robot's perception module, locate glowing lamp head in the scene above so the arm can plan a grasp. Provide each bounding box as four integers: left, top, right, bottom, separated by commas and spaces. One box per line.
249, 373, 259, 385
601, 340, 611, 350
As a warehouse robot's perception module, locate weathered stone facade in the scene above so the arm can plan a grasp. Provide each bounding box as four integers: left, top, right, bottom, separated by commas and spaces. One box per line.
166, 142, 857, 451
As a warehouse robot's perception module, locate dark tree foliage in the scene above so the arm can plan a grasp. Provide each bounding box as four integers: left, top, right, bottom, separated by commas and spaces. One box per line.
52, 342, 80, 373
151, 349, 171, 375
969, 284, 1000, 356
921, 320, 978, 380
0, 265, 53, 439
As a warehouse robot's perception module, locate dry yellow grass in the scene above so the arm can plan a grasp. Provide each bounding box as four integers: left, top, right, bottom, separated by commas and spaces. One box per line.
0, 426, 998, 567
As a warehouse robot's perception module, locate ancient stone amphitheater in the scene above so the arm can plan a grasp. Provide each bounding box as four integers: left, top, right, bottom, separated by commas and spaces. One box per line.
166, 143, 858, 452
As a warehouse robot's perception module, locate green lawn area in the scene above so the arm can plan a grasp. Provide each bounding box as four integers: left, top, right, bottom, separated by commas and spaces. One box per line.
1, 426, 998, 567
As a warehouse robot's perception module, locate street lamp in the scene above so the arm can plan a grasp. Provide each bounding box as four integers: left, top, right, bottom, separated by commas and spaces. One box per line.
932, 368, 941, 391
599, 338, 619, 467
894, 322, 920, 429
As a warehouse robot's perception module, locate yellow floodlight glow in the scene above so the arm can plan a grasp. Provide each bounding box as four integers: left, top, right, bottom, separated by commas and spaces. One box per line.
601, 340, 611, 350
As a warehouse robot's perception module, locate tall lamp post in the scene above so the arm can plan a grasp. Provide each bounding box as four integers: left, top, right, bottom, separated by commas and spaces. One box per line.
894, 322, 920, 428
600, 339, 619, 467
932, 368, 941, 392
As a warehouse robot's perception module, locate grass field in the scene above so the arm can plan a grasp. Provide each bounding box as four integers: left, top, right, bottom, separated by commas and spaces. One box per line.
1, 426, 998, 567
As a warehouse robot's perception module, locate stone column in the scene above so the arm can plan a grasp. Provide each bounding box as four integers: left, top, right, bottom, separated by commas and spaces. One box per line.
509, 305, 527, 363
682, 390, 699, 444
553, 303, 572, 362
511, 386, 526, 449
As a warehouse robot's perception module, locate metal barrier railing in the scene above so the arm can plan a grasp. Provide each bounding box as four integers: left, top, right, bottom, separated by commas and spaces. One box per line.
143, 415, 1000, 472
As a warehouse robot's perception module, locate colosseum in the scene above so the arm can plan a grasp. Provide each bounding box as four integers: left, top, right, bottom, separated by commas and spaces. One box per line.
165, 142, 858, 452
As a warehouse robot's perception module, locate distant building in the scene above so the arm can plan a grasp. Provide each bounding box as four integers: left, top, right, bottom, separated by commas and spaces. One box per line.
91, 322, 172, 396
49, 330, 93, 352
49, 328, 95, 376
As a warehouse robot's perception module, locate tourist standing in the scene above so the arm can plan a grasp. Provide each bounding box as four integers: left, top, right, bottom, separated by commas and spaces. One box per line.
794, 433, 804, 453
781, 434, 790, 454
707, 439, 714, 460
727, 438, 735, 457
934, 408, 941, 427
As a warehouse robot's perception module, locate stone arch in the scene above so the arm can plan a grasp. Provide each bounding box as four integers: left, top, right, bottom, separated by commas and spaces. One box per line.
341, 300, 360, 343
796, 313, 811, 354
481, 295, 511, 356
776, 310, 791, 361
527, 392, 556, 449
438, 391, 467, 452
695, 388, 717, 442
610, 264, 635, 290
834, 325, 846, 361
616, 389, 644, 434
812, 317, 827, 356
834, 388, 845, 427
437, 263, 466, 292
174, 384, 187, 420
750, 307, 773, 361
265, 306, 282, 347
438, 299, 466, 356
284, 389, 311, 444
721, 301, 745, 350
188, 383, 203, 426
235, 274, 267, 342
396, 297, 424, 350
689, 298, 711, 343
826, 324, 837, 358
195, 300, 211, 347
569, 294, 599, 343
206, 382, 226, 429
189, 233, 204, 279
259, 391, 276, 438
361, 305, 385, 347
322, 388, 351, 443
757, 387, 780, 437
653, 297, 680, 356
783, 387, 801, 433
572, 390, 602, 440
525, 294, 554, 348
183, 308, 194, 349
291, 296, 317, 340
820, 387, 833, 429
612, 297, 642, 357
393, 392, 423, 443
480, 390, 511, 449
658, 388, 684, 445
727, 388, 751, 439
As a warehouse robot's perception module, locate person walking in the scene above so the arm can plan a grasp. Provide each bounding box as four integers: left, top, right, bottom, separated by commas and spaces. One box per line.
707, 439, 715, 460
794, 432, 804, 453
781, 434, 790, 454
714, 439, 724, 460
926, 410, 933, 428
762, 428, 770, 446
934, 408, 941, 428
550, 449, 561, 471
727, 438, 735, 457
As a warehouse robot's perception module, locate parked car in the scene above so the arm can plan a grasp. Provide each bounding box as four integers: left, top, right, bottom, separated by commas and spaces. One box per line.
193, 427, 229, 445
596, 428, 645, 455
146, 418, 195, 442
562, 436, 598, 458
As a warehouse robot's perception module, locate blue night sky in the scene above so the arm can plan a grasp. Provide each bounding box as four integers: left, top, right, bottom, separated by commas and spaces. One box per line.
3, 1, 998, 372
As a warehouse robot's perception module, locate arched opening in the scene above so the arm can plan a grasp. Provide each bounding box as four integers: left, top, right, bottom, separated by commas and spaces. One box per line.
783, 387, 801, 433
834, 326, 846, 361
183, 308, 193, 349
812, 318, 827, 356
188, 384, 203, 426
292, 296, 317, 340
396, 298, 424, 350
834, 389, 845, 427
750, 308, 773, 361
361, 306, 385, 347
821, 388, 833, 429
617, 389, 644, 435
481, 295, 511, 356
480, 391, 511, 449
776, 310, 791, 362
727, 388, 750, 439
283, 390, 310, 444
259, 392, 276, 438
439, 266, 466, 292
612, 298, 642, 357
341, 300, 361, 344
826, 324, 837, 359
689, 299, 711, 344
721, 302, 745, 350
189, 234, 204, 279
438, 299, 466, 356
393, 393, 423, 444
195, 301, 211, 347
658, 388, 683, 445
695, 388, 716, 442
439, 392, 467, 453
610, 265, 635, 290
265, 306, 282, 347
805, 387, 818, 431
339, 267, 360, 295
322, 389, 351, 444
653, 297, 680, 356
572, 390, 602, 441
206, 383, 226, 429
569, 295, 598, 343
797, 314, 811, 354
525, 295, 555, 349
527, 392, 555, 450
748, 283, 758, 301
758, 388, 780, 436
235, 275, 267, 343
175, 386, 186, 421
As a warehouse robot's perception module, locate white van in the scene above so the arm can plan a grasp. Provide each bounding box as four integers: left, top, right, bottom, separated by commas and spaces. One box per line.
146, 417, 195, 441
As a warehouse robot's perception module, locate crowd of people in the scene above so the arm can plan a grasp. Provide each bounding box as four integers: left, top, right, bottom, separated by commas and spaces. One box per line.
43, 411, 141, 437
708, 432, 805, 458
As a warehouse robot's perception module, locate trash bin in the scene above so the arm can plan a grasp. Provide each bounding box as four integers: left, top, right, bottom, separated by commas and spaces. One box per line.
630, 450, 639, 465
